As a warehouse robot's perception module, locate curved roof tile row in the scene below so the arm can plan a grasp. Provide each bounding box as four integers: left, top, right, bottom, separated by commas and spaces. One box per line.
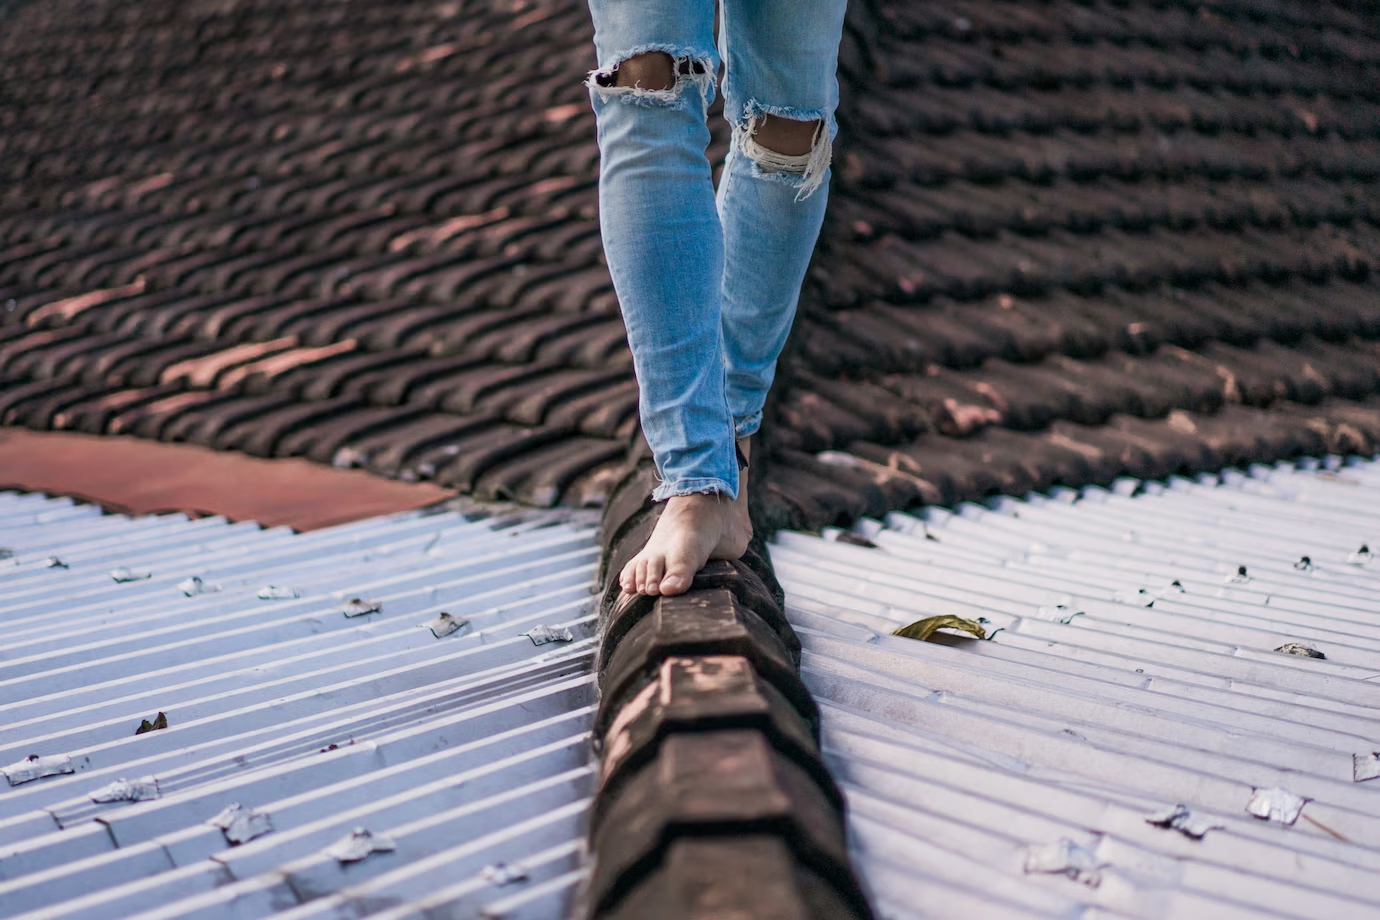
1, 0, 1379, 527
766, 0, 1380, 528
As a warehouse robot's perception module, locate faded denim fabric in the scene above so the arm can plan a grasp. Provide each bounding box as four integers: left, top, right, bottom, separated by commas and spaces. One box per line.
586, 0, 848, 500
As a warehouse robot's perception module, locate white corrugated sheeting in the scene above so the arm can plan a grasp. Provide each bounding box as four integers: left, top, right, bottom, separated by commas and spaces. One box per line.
0, 494, 599, 919
772, 455, 1380, 920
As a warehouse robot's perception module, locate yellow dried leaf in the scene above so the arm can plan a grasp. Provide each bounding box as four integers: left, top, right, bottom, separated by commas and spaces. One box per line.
892, 615, 986, 642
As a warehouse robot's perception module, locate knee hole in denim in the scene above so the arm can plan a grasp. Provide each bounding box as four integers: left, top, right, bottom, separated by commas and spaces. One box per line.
587, 51, 713, 105
752, 114, 822, 158
735, 108, 833, 200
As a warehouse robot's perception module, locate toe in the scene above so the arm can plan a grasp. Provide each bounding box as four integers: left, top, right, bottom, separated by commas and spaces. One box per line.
643, 556, 665, 596
661, 563, 693, 596
619, 558, 637, 593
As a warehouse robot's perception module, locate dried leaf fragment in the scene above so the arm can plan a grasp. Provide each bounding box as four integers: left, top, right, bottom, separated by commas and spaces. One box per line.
1145, 803, 1223, 839
482, 862, 529, 886
1246, 786, 1308, 825
90, 776, 160, 803
1275, 643, 1325, 659
325, 827, 397, 863
2, 754, 74, 786
340, 597, 382, 618
209, 802, 273, 844
1354, 752, 1380, 783
526, 624, 573, 646
178, 576, 221, 596
425, 612, 470, 639
110, 566, 152, 583
892, 615, 986, 642
135, 712, 168, 735
1023, 838, 1104, 887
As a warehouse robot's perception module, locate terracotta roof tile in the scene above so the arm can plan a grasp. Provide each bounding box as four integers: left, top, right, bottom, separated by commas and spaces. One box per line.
0, 0, 628, 503
3, 0, 1380, 538
750, 0, 1380, 530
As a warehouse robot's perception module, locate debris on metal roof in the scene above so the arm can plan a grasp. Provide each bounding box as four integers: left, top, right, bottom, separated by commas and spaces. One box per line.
527, 624, 576, 646
322, 827, 397, 864
1144, 803, 1224, 841
892, 613, 987, 642
338, 596, 383, 618
2, 755, 75, 787
0, 491, 600, 917
109, 566, 152, 583
208, 803, 274, 847
87, 777, 160, 805
771, 454, 1380, 919
134, 712, 168, 735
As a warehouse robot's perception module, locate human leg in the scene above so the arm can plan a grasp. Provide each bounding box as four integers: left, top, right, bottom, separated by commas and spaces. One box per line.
586, 0, 735, 503
586, 0, 750, 595
717, 0, 848, 440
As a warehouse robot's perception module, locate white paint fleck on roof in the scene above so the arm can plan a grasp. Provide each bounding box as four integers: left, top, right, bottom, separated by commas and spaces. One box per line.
772, 455, 1380, 920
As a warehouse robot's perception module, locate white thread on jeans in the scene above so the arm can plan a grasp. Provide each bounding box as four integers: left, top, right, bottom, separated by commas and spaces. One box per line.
739, 117, 831, 201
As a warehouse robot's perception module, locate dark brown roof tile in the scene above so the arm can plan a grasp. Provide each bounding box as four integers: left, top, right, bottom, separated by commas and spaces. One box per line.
160, 393, 300, 447
326, 412, 501, 478
0, 325, 90, 374
0, 377, 95, 426
5, 0, 1380, 575
6, 379, 119, 430
545, 378, 638, 439
775, 388, 882, 454
502, 368, 631, 427
471, 435, 623, 506
429, 422, 574, 492
47, 384, 173, 433
339, 352, 481, 406
214, 396, 367, 458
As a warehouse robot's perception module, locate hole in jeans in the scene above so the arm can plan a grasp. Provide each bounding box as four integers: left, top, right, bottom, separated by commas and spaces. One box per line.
736, 109, 833, 199
594, 51, 707, 91
753, 115, 822, 159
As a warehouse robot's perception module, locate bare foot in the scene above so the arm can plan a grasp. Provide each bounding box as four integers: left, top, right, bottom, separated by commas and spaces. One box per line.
620, 439, 753, 597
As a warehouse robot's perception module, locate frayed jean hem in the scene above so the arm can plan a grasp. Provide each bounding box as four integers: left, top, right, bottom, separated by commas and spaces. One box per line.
652, 477, 736, 502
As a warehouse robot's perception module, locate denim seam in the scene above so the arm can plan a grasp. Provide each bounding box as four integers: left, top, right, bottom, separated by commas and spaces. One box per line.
586, 44, 717, 110
734, 410, 763, 439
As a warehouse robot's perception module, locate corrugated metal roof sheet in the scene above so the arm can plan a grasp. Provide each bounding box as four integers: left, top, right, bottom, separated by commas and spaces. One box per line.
771, 454, 1380, 920
0, 495, 599, 918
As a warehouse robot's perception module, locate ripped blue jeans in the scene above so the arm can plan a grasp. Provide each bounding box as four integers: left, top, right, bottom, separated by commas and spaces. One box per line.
586, 0, 848, 501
